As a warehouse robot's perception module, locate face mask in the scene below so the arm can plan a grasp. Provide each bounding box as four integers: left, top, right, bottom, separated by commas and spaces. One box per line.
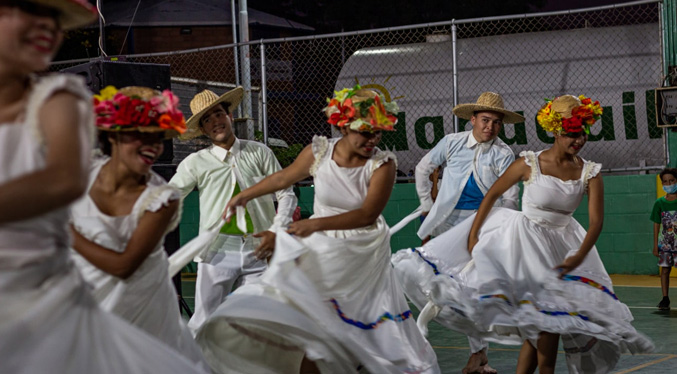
664, 184, 677, 194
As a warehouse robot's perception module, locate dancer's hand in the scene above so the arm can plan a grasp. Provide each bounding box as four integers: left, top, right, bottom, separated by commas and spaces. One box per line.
253, 231, 276, 260
222, 194, 248, 220
467, 234, 479, 254
286, 219, 319, 237
554, 253, 584, 278
653, 246, 659, 257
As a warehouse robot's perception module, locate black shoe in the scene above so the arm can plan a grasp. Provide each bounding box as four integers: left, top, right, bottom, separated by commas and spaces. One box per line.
658, 297, 670, 310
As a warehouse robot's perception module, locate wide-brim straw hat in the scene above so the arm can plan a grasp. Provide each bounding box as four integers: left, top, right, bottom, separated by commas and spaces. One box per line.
453, 92, 525, 124
181, 87, 244, 140
97, 86, 184, 139
28, 0, 98, 30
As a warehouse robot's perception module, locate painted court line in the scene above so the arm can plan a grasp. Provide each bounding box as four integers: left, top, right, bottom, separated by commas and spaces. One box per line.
613, 354, 677, 374
432, 346, 670, 357
628, 306, 667, 309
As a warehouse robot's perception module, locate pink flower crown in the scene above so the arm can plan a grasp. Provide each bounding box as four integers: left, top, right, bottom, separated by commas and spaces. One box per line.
93, 86, 186, 136
536, 95, 602, 134
323, 85, 400, 132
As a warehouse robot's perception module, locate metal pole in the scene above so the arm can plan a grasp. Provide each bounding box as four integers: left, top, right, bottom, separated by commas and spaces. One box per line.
659, 2, 670, 167
239, 0, 253, 140
231, 0, 241, 117
451, 22, 459, 133
260, 42, 268, 145
98, 0, 105, 56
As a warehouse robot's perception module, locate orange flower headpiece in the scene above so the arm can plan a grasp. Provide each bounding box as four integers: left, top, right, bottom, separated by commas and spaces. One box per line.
323, 85, 399, 132
93, 86, 187, 139
536, 95, 603, 134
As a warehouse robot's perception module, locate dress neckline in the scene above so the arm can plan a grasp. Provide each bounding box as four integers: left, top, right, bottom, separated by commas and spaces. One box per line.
534, 151, 583, 184
86, 159, 144, 218
328, 138, 369, 170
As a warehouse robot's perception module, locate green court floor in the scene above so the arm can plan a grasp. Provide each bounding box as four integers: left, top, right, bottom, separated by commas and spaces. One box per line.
180, 275, 677, 373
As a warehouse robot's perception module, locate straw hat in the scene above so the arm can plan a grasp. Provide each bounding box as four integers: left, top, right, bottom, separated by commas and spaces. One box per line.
550, 95, 581, 118
26, 0, 98, 30
181, 87, 244, 140
453, 92, 525, 124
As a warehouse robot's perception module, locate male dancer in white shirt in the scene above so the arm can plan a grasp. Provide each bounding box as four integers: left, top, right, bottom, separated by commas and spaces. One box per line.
416, 92, 523, 374
170, 87, 296, 333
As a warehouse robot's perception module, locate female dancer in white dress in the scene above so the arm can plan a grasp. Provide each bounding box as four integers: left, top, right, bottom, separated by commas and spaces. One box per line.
197, 86, 439, 373
0, 2, 207, 373
69, 86, 208, 370
392, 95, 653, 373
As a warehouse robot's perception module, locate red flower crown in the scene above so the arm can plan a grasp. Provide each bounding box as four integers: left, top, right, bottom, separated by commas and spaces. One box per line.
93, 86, 186, 135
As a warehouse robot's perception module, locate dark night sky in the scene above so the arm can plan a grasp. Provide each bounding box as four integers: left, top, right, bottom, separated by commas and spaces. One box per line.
87, 0, 645, 33
537, 0, 640, 12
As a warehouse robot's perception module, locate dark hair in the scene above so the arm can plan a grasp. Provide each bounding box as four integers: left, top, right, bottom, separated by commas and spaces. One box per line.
660, 168, 677, 181
199, 102, 230, 128
472, 110, 505, 120
98, 131, 113, 156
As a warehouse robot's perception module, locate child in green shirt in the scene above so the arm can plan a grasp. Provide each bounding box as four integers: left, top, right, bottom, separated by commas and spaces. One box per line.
650, 168, 677, 310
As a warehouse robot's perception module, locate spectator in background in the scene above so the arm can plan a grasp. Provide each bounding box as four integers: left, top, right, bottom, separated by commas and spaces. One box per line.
650, 168, 677, 310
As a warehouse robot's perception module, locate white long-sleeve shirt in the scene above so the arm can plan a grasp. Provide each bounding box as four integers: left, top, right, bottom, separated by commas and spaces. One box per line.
416, 131, 519, 238
169, 138, 297, 258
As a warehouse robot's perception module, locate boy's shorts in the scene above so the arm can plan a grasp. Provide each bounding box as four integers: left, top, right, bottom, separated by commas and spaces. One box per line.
658, 250, 677, 267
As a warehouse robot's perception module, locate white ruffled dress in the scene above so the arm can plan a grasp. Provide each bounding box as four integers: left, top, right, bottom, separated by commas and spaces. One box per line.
195, 136, 439, 374
0, 75, 207, 374
70, 157, 208, 369
392, 150, 654, 373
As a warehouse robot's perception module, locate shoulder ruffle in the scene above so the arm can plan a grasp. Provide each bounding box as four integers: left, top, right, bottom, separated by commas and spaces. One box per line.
582, 160, 602, 190
135, 177, 183, 233
309, 135, 329, 177
519, 150, 539, 186
25, 74, 94, 146
370, 149, 398, 174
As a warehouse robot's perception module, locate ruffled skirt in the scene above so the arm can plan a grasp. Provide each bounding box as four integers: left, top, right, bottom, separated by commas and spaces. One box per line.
392, 207, 653, 373
196, 222, 439, 374
0, 253, 208, 374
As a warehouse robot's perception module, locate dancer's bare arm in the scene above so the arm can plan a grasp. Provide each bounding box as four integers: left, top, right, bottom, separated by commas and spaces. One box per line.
555, 175, 604, 275
71, 200, 179, 279
224, 144, 314, 219
286, 160, 396, 237
0, 92, 87, 223
467, 158, 530, 252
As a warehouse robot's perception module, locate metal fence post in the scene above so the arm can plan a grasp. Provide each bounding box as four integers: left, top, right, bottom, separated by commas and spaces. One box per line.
231, 0, 241, 118
260, 42, 268, 145
452, 21, 459, 133
662, 0, 677, 167
239, 0, 254, 140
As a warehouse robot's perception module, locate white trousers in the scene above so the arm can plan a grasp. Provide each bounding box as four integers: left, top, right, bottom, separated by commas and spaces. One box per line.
187, 234, 267, 333
433, 209, 488, 354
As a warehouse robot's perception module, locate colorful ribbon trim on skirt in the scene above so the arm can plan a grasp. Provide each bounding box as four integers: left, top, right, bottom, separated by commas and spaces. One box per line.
330, 299, 413, 330
561, 274, 618, 300
410, 248, 453, 278
479, 294, 590, 321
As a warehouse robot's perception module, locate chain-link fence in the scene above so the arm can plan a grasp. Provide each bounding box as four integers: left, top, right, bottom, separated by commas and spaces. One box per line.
52, 0, 665, 175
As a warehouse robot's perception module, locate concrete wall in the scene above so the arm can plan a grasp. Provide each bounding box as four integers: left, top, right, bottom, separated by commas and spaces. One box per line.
178, 174, 659, 274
